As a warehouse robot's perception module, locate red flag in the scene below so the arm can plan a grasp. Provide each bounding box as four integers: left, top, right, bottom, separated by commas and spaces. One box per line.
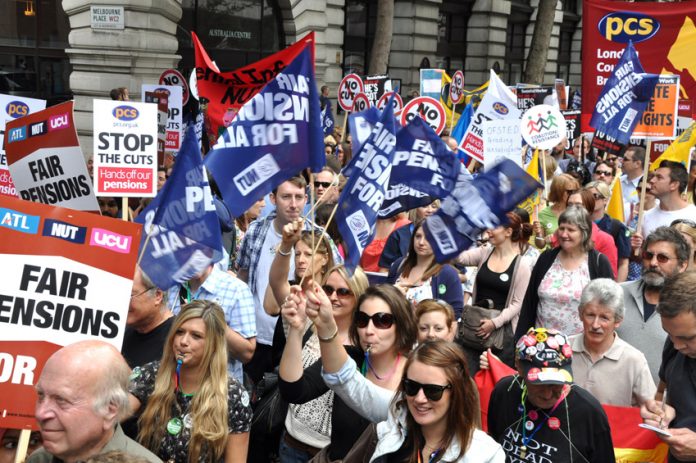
192, 32, 315, 144
474, 351, 515, 432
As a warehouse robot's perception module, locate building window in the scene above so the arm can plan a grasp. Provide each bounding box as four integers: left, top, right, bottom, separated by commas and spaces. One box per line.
176, 0, 284, 74
343, 0, 377, 76
435, 0, 474, 73
505, 0, 532, 84
0, 0, 72, 104
557, 0, 579, 82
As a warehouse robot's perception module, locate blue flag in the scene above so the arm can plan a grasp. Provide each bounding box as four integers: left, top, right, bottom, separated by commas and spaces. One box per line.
136, 127, 223, 289
379, 115, 465, 218
204, 46, 324, 217
589, 41, 659, 145
322, 100, 335, 136
336, 99, 397, 272
451, 102, 474, 164
347, 107, 381, 164
423, 160, 542, 262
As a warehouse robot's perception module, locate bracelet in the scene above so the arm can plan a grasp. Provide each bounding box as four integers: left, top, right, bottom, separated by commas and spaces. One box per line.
277, 246, 292, 256
318, 327, 339, 343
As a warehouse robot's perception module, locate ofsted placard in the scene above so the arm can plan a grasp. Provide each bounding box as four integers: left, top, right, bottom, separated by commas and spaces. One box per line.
93, 100, 158, 197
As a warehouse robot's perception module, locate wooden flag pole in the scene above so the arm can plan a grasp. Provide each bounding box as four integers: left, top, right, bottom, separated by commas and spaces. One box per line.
13, 429, 31, 463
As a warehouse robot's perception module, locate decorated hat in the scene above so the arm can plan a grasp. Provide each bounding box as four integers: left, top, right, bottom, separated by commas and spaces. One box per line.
516, 327, 573, 385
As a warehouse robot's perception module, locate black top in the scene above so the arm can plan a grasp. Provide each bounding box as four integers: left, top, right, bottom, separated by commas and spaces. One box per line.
475, 254, 517, 310
278, 346, 369, 461
659, 339, 696, 463
122, 317, 174, 368
488, 375, 615, 463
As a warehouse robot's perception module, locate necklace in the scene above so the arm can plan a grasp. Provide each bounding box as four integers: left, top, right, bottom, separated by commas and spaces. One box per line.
361, 348, 401, 381
519, 384, 569, 459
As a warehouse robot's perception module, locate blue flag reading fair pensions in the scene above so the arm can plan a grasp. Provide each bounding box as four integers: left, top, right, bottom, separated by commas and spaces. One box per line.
423, 159, 542, 262
136, 127, 223, 289
204, 46, 324, 217
589, 41, 659, 145
380, 116, 465, 218
337, 98, 397, 272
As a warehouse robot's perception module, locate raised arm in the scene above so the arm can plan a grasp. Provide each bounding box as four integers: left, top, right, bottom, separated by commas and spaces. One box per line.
266, 219, 303, 315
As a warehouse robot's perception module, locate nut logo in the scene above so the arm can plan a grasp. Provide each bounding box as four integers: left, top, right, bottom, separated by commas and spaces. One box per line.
493, 102, 509, 115
6, 101, 29, 118
112, 105, 139, 121
598, 12, 659, 43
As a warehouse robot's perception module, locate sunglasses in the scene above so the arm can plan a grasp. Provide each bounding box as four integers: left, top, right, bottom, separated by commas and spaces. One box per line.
642, 251, 675, 263
322, 284, 353, 298
671, 219, 696, 229
403, 378, 452, 401
314, 181, 332, 189
595, 170, 613, 177
355, 311, 394, 329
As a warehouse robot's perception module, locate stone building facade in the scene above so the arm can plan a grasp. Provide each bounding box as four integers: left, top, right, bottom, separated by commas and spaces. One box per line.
2, 0, 582, 145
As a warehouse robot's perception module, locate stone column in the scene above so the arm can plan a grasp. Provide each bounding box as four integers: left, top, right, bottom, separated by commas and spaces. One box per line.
62, 0, 182, 151
465, 0, 511, 88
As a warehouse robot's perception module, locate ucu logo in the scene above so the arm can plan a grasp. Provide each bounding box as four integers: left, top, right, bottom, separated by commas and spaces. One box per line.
89, 228, 132, 253
48, 113, 69, 131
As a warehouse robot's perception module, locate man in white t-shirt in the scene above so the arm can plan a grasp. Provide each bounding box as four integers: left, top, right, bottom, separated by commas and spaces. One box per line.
641, 161, 696, 238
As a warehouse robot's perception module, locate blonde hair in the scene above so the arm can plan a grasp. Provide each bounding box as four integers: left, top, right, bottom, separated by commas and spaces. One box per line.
137, 301, 229, 463
322, 264, 369, 299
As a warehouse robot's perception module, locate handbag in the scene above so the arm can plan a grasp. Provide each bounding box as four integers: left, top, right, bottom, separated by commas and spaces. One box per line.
458, 302, 505, 351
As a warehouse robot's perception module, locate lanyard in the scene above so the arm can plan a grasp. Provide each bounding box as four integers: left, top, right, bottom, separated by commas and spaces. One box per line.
417, 448, 441, 463
520, 385, 568, 449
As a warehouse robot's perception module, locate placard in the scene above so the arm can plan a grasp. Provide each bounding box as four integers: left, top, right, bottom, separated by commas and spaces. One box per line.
400, 97, 446, 135
631, 75, 680, 139
520, 104, 567, 150
338, 74, 364, 112
143, 85, 183, 153
483, 119, 522, 168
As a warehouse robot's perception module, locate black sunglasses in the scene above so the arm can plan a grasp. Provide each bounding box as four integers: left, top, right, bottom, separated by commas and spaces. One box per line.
355, 311, 394, 329
642, 251, 675, 264
322, 284, 353, 298
595, 170, 613, 177
671, 219, 696, 229
314, 181, 332, 189
403, 378, 452, 401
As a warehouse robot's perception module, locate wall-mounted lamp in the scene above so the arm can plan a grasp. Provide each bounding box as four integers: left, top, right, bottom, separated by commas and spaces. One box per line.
24, 0, 36, 16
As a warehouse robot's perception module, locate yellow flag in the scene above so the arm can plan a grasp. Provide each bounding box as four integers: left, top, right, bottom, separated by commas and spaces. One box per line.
650, 120, 696, 170
519, 149, 543, 213
606, 178, 625, 222
440, 73, 489, 130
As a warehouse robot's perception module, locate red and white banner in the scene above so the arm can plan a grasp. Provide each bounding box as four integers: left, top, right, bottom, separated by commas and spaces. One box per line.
5, 101, 98, 212
93, 99, 158, 197
582, 0, 696, 131
142, 84, 183, 153
0, 195, 141, 429
0, 94, 46, 198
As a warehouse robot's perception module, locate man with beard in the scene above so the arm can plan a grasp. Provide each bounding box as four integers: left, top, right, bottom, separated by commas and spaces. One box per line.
619, 226, 690, 382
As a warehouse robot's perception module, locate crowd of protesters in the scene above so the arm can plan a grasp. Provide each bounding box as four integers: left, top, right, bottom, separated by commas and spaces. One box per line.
6, 85, 696, 463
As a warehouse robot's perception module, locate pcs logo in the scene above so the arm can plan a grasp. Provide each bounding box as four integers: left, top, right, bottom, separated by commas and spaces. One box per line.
598, 12, 659, 43
6, 101, 30, 118
492, 102, 509, 115
112, 105, 139, 121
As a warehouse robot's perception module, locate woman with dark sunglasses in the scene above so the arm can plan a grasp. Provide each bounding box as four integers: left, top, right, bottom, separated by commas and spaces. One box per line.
279, 284, 417, 461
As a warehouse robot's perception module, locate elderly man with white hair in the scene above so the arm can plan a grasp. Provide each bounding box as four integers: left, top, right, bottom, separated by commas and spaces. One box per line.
28, 340, 161, 463
569, 278, 656, 407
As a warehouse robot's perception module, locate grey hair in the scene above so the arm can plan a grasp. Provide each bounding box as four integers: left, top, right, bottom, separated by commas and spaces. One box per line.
578, 278, 625, 321
643, 226, 691, 266
92, 352, 132, 422
558, 205, 593, 251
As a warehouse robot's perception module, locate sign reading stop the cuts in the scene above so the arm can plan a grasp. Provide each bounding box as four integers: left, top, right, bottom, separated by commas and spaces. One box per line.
377, 91, 404, 114
352, 92, 371, 113
338, 74, 364, 111
93, 100, 158, 197
159, 68, 190, 106
0, 195, 140, 429
400, 97, 446, 135
450, 71, 465, 105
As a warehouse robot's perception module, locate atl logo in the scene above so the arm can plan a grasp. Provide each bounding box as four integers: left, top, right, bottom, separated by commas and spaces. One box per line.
112, 105, 139, 121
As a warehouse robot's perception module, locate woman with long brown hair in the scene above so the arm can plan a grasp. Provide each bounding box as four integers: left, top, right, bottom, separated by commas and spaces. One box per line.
128, 301, 251, 462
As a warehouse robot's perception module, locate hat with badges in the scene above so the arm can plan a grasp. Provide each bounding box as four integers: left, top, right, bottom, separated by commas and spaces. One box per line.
516, 327, 573, 385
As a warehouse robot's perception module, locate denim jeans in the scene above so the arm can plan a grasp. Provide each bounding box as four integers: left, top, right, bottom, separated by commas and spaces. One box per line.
278, 431, 314, 463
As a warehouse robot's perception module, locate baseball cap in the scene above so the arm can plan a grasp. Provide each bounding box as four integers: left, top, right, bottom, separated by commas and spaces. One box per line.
516, 327, 573, 385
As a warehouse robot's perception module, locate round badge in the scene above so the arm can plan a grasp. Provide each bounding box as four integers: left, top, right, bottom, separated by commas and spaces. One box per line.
555, 334, 566, 345
536, 331, 548, 343
240, 390, 250, 408
546, 222, 553, 229
525, 420, 535, 431
562, 344, 573, 358
525, 346, 537, 356
129, 367, 141, 381
548, 417, 561, 430
182, 414, 193, 429
546, 336, 559, 350
438, 283, 446, 295
528, 410, 538, 421
526, 367, 540, 382
536, 342, 545, 353
499, 274, 510, 282
167, 417, 183, 435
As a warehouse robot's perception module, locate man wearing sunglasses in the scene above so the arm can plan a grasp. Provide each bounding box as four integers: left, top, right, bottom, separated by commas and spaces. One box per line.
619, 227, 690, 382
488, 327, 615, 462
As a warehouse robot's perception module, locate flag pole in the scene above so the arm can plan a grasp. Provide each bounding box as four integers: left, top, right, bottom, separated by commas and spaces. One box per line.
297, 201, 340, 289
634, 139, 653, 256
450, 103, 456, 134
13, 430, 31, 463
